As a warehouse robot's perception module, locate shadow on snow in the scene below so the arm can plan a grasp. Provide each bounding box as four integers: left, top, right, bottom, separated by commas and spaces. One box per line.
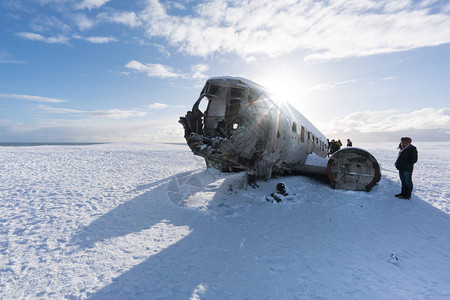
71, 170, 450, 299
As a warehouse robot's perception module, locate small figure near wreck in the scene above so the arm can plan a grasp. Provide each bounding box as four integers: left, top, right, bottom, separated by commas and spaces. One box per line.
395, 137, 418, 199
179, 76, 380, 191
328, 139, 340, 156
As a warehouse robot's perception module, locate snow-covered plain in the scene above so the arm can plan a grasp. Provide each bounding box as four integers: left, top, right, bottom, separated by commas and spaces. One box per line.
1, 142, 449, 299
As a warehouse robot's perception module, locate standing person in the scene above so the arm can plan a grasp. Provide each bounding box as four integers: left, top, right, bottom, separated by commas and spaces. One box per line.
328, 139, 340, 156
327, 139, 333, 157
346, 139, 352, 147
395, 137, 418, 199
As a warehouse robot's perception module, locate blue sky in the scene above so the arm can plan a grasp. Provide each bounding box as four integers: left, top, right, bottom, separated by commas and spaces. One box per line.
1, 0, 449, 143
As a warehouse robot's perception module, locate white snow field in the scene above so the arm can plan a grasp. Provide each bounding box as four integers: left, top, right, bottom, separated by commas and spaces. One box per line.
1, 142, 449, 299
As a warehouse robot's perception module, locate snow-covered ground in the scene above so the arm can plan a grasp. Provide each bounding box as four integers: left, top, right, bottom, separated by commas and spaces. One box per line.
1, 142, 449, 299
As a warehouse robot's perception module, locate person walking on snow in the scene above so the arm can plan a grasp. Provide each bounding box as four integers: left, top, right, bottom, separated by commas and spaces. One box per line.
395, 137, 418, 199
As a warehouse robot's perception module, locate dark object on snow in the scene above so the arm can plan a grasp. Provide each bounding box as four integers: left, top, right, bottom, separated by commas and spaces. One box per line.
276, 182, 287, 195
270, 193, 283, 203
391, 254, 399, 261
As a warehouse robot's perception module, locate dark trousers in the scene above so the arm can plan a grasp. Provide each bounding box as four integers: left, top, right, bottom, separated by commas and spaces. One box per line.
399, 170, 413, 197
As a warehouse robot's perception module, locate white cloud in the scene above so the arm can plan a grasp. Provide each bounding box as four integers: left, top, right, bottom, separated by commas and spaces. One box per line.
191, 64, 209, 80
77, 0, 110, 10
139, 0, 450, 62
17, 31, 116, 45
37, 102, 178, 119
39, 105, 147, 119
146, 103, 169, 110
73, 13, 96, 30
84, 36, 118, 43
30, 15, 71, 33
307, 76, 397, 91
125, 60, 183, 78
72, 34, 117, 43
0, 94, 68, 103
16, 32, 69, 44
167, 1, 187, 11
99, 11, 142, 27
125, 60, 209, 80
152, 43, 171, 57
321, 107, 450, 141
0, 51, 25, 64
308, 79, 361, 92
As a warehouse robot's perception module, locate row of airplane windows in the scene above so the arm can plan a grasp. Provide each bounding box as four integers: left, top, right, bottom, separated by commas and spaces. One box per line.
291, 121, 327, 152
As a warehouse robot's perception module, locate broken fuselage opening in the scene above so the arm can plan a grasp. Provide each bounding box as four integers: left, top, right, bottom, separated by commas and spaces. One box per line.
179, 78, 255, 172
193, 83, 244, 139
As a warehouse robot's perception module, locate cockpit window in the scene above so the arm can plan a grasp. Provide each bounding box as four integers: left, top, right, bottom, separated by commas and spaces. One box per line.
207, 85, 228, 98
230, 87, 244, 98
207, 84, 220, 95
205, 84, 244, 100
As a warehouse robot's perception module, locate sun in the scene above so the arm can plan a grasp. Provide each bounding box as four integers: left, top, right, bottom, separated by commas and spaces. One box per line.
255, 72, 308, 108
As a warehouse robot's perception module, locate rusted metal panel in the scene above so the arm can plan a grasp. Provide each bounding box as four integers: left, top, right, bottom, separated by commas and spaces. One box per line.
327, 148, 381, 191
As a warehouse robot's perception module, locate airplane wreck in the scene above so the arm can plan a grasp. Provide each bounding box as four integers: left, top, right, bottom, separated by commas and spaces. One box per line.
179, 76, 380, 191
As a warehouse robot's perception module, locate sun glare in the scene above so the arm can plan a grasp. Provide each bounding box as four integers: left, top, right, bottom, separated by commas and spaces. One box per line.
257, 73, 307, 108
253, 70, 317, 125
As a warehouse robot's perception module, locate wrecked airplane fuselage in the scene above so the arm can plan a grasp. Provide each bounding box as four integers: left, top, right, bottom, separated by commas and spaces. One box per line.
179, 76, 380, 191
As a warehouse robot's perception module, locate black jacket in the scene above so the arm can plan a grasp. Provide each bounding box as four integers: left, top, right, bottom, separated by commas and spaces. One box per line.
395, 144, 418, 171
329, 142, 340, 154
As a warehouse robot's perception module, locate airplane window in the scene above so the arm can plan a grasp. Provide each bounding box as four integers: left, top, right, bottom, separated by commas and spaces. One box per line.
230, 88, 244, 98
208, 85, 228, 98
198, 98, 208, 114
300, 126, 305, 142
292, 122, 297, 133
208, 85, 219, 95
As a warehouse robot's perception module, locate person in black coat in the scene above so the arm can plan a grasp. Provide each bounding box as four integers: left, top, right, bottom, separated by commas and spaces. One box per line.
328, 139, 340, 157
395, 137, 418, 199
